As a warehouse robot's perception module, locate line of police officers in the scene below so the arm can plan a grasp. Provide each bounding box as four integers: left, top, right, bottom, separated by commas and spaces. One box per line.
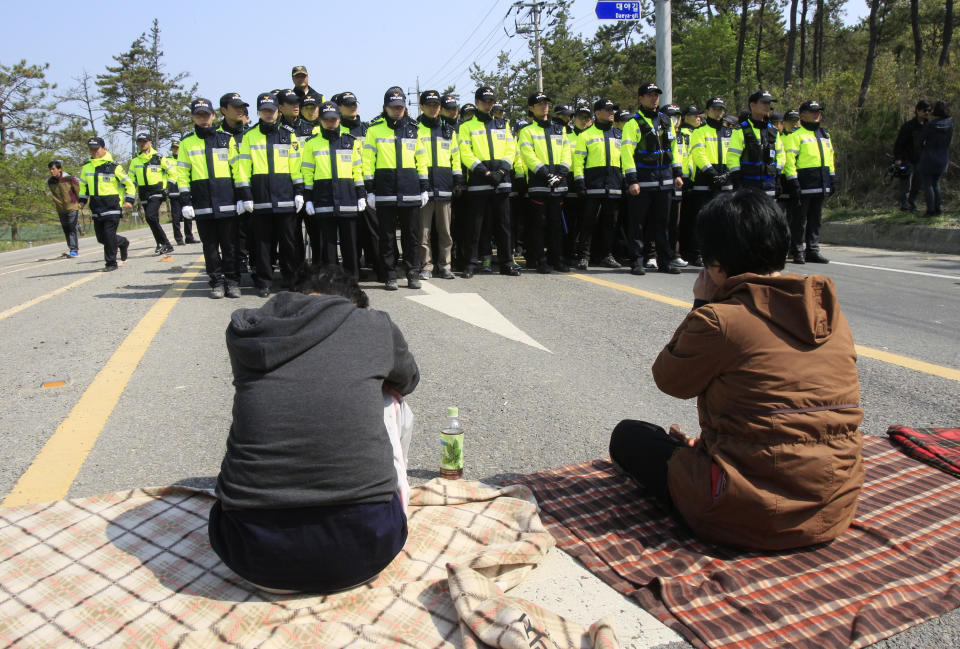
75, 66, 838, 294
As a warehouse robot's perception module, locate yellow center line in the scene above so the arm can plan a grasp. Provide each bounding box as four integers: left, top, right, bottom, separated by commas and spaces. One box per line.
569, 273, 960, 383
0, 273, 102, 322
2, 258, 205, 507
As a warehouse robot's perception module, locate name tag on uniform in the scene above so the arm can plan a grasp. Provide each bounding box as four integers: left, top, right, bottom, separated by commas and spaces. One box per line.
551, 136, 562, 147
148, 165, 161, 173
276, 144, 290, 158
440, 140, 450, 150
337, 149, 352, 163
495, 131, 505, 140
403, 139, 416, 151
213, 148, 228, 162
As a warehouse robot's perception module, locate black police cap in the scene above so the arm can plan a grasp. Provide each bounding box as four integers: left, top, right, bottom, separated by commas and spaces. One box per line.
749, 89, 776, 103
256, 93, 279, 111
384, 87, 406, 107
475, 86, 495, 101
706, 96, 726, 109
681, 105, 703, 116
319, 101, 340, 119
337, 91, 358, 106
219, 92, 248, 108
461, 103, 477, 113
784, 109, 801, 120
637, 81, 662, 95
662, 104, 681, 116
190, 98, 215, 115
87, 136, 105, 148
278, 89, 300, 105
441, 94, 458, 110
799, 100, 823, 112
574, 103, 592, 116
419, 90, 442, 105
135, 132, 150, 141
593, 97, 615, 111
527, 91, 550, 106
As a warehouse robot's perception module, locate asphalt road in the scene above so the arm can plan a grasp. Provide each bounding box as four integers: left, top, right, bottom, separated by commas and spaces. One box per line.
1, 228, 958, 648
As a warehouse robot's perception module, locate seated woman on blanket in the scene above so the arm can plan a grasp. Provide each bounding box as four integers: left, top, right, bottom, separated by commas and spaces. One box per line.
209, 265, 419, 593
610, 190, 864, 551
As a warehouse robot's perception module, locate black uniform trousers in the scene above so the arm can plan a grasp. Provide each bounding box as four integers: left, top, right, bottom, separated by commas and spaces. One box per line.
791, 194, 825, 254
562, 194, 581, 262
577, 196, 618, 261
626, 190, 672, 270
377, 205, 420, 280
196, 217, 240, 288
678, 190, 701, 262
609, 419, 684, 502
168, 196, 193, 243
93, 216, 127, 267
899, 165, 921, 210
468, 192, 512, 269
668, 194, 682, 257
305, 214, 358, 280
143, 197, 171, 247
358, 206, 387, 281
252, 211, 300, 289
526, 195, 565, 268
451, 192, 472, 269
59, 210, 79, 252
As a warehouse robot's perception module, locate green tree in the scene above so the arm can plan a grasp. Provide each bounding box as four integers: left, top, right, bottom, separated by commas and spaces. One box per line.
0, 60, 55, 156
96, 19, 195, 156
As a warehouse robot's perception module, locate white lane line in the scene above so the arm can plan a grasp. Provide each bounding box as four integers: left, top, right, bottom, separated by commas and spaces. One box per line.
0, 273, 101, 322
0, 236, 153, 277
407, 281, 551, 352
829, 261, 960, 280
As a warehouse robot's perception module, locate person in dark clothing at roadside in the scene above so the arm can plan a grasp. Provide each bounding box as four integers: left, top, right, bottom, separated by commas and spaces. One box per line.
917, 101, 953, 217
209, 265, 419, 594
893, 100, 932, 211
47, 160, 81, 257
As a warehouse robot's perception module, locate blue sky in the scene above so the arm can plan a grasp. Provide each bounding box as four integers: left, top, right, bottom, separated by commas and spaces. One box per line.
3, 0, 869, 133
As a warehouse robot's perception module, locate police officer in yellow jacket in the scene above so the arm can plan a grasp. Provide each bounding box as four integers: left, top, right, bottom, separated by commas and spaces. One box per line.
727, 90, 785, 197
131, 133, 175, 255
302, 101, 365, 280
571, 97, 623, 270
518, 91, 572, 273
177, 98, 242, 298
234, 92, 305, 296
458, 86, 521, 277
783, 100, 834, 264
78, 136, 135, 271
416, 90, 461, 280
164, 139, 195, 245
621, 82, 683, 275
363, 86, 429, 290
689, 97, 735, 204
676, 105, 703, 265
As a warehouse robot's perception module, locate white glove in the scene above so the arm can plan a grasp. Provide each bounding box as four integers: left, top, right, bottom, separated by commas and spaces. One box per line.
420, 191, 429, 207
305, 201, 315, 216
181, 205, 195, 220
357, 197, 367, 212
241, 200, 254, 214
366, 193, 376, 209
295, 195, 304, 212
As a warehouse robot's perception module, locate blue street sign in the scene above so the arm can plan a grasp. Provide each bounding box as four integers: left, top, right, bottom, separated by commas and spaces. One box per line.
595, 1, 642, 20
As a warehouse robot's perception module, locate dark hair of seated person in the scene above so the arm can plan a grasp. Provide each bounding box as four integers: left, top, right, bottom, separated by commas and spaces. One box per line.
297, 265, 370, 308
696, 189, 790, 277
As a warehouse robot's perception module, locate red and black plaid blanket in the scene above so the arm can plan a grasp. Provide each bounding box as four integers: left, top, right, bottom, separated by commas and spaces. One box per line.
887, 425, 960, 478
508, 436, 960, 649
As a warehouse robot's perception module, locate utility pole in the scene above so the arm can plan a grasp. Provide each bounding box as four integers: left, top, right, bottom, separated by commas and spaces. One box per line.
655, 0, 673, 104
514, 1, 546, 92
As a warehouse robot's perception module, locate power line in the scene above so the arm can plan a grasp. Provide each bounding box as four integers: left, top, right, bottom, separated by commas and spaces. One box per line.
422, 0, 508, 87
437, 26, 513, 90
441, 32, 515, 92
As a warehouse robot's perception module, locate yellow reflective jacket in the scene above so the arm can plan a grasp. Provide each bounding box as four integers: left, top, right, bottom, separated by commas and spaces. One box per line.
130, 146, 170, 201
176, 125, 239, 218
301, 130, 364, 217
727, 118, 786, 195
233, 122, 304, 214
362, 115, 428, 207
783, 123, 836, 194
571, 121, 623, 198
78, 152, 136, 218
518, 118, 573, 197
417, 115, 462, 201
458, 112, 516, 194
689, 118, 735, 192
621, 108, 681, 190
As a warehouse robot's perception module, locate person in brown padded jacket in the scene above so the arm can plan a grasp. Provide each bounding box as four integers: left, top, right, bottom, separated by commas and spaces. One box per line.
610, 189, 864, 551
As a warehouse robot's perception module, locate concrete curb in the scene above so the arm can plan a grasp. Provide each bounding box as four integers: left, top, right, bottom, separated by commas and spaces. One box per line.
821, 221, 960, 255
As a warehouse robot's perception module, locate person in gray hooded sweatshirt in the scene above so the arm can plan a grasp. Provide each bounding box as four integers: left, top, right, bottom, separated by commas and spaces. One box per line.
209, 265, 419, 593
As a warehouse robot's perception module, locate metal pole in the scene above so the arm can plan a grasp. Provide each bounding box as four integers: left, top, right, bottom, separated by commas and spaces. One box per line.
533, 2, 544, 92
655, 0, 673, 105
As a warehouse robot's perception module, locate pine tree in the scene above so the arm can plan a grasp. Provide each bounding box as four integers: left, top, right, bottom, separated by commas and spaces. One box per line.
96, 19, 196, 156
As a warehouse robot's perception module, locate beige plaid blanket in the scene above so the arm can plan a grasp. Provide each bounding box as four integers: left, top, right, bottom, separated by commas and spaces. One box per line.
0, 480, 618, 649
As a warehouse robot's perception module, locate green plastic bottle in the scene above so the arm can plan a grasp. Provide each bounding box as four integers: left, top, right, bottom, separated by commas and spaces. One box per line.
440, 406, 463, 479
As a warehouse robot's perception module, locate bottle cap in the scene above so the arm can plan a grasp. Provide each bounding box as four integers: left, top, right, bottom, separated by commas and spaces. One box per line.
446, 406, 459, 417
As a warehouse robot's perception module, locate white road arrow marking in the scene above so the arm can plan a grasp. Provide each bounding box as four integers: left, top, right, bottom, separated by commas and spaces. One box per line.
406, 281, 551, 353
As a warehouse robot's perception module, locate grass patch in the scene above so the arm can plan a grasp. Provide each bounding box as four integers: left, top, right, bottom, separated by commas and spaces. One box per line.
824, 207, 960, 228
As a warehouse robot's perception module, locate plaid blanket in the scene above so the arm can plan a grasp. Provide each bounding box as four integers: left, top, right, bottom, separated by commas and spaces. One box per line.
887, 425, 960, 478
0, 480, 619, 649
508, 436, 960, 649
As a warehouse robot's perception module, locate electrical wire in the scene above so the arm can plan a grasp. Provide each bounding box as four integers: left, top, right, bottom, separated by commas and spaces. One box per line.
423, 0, 509, 87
